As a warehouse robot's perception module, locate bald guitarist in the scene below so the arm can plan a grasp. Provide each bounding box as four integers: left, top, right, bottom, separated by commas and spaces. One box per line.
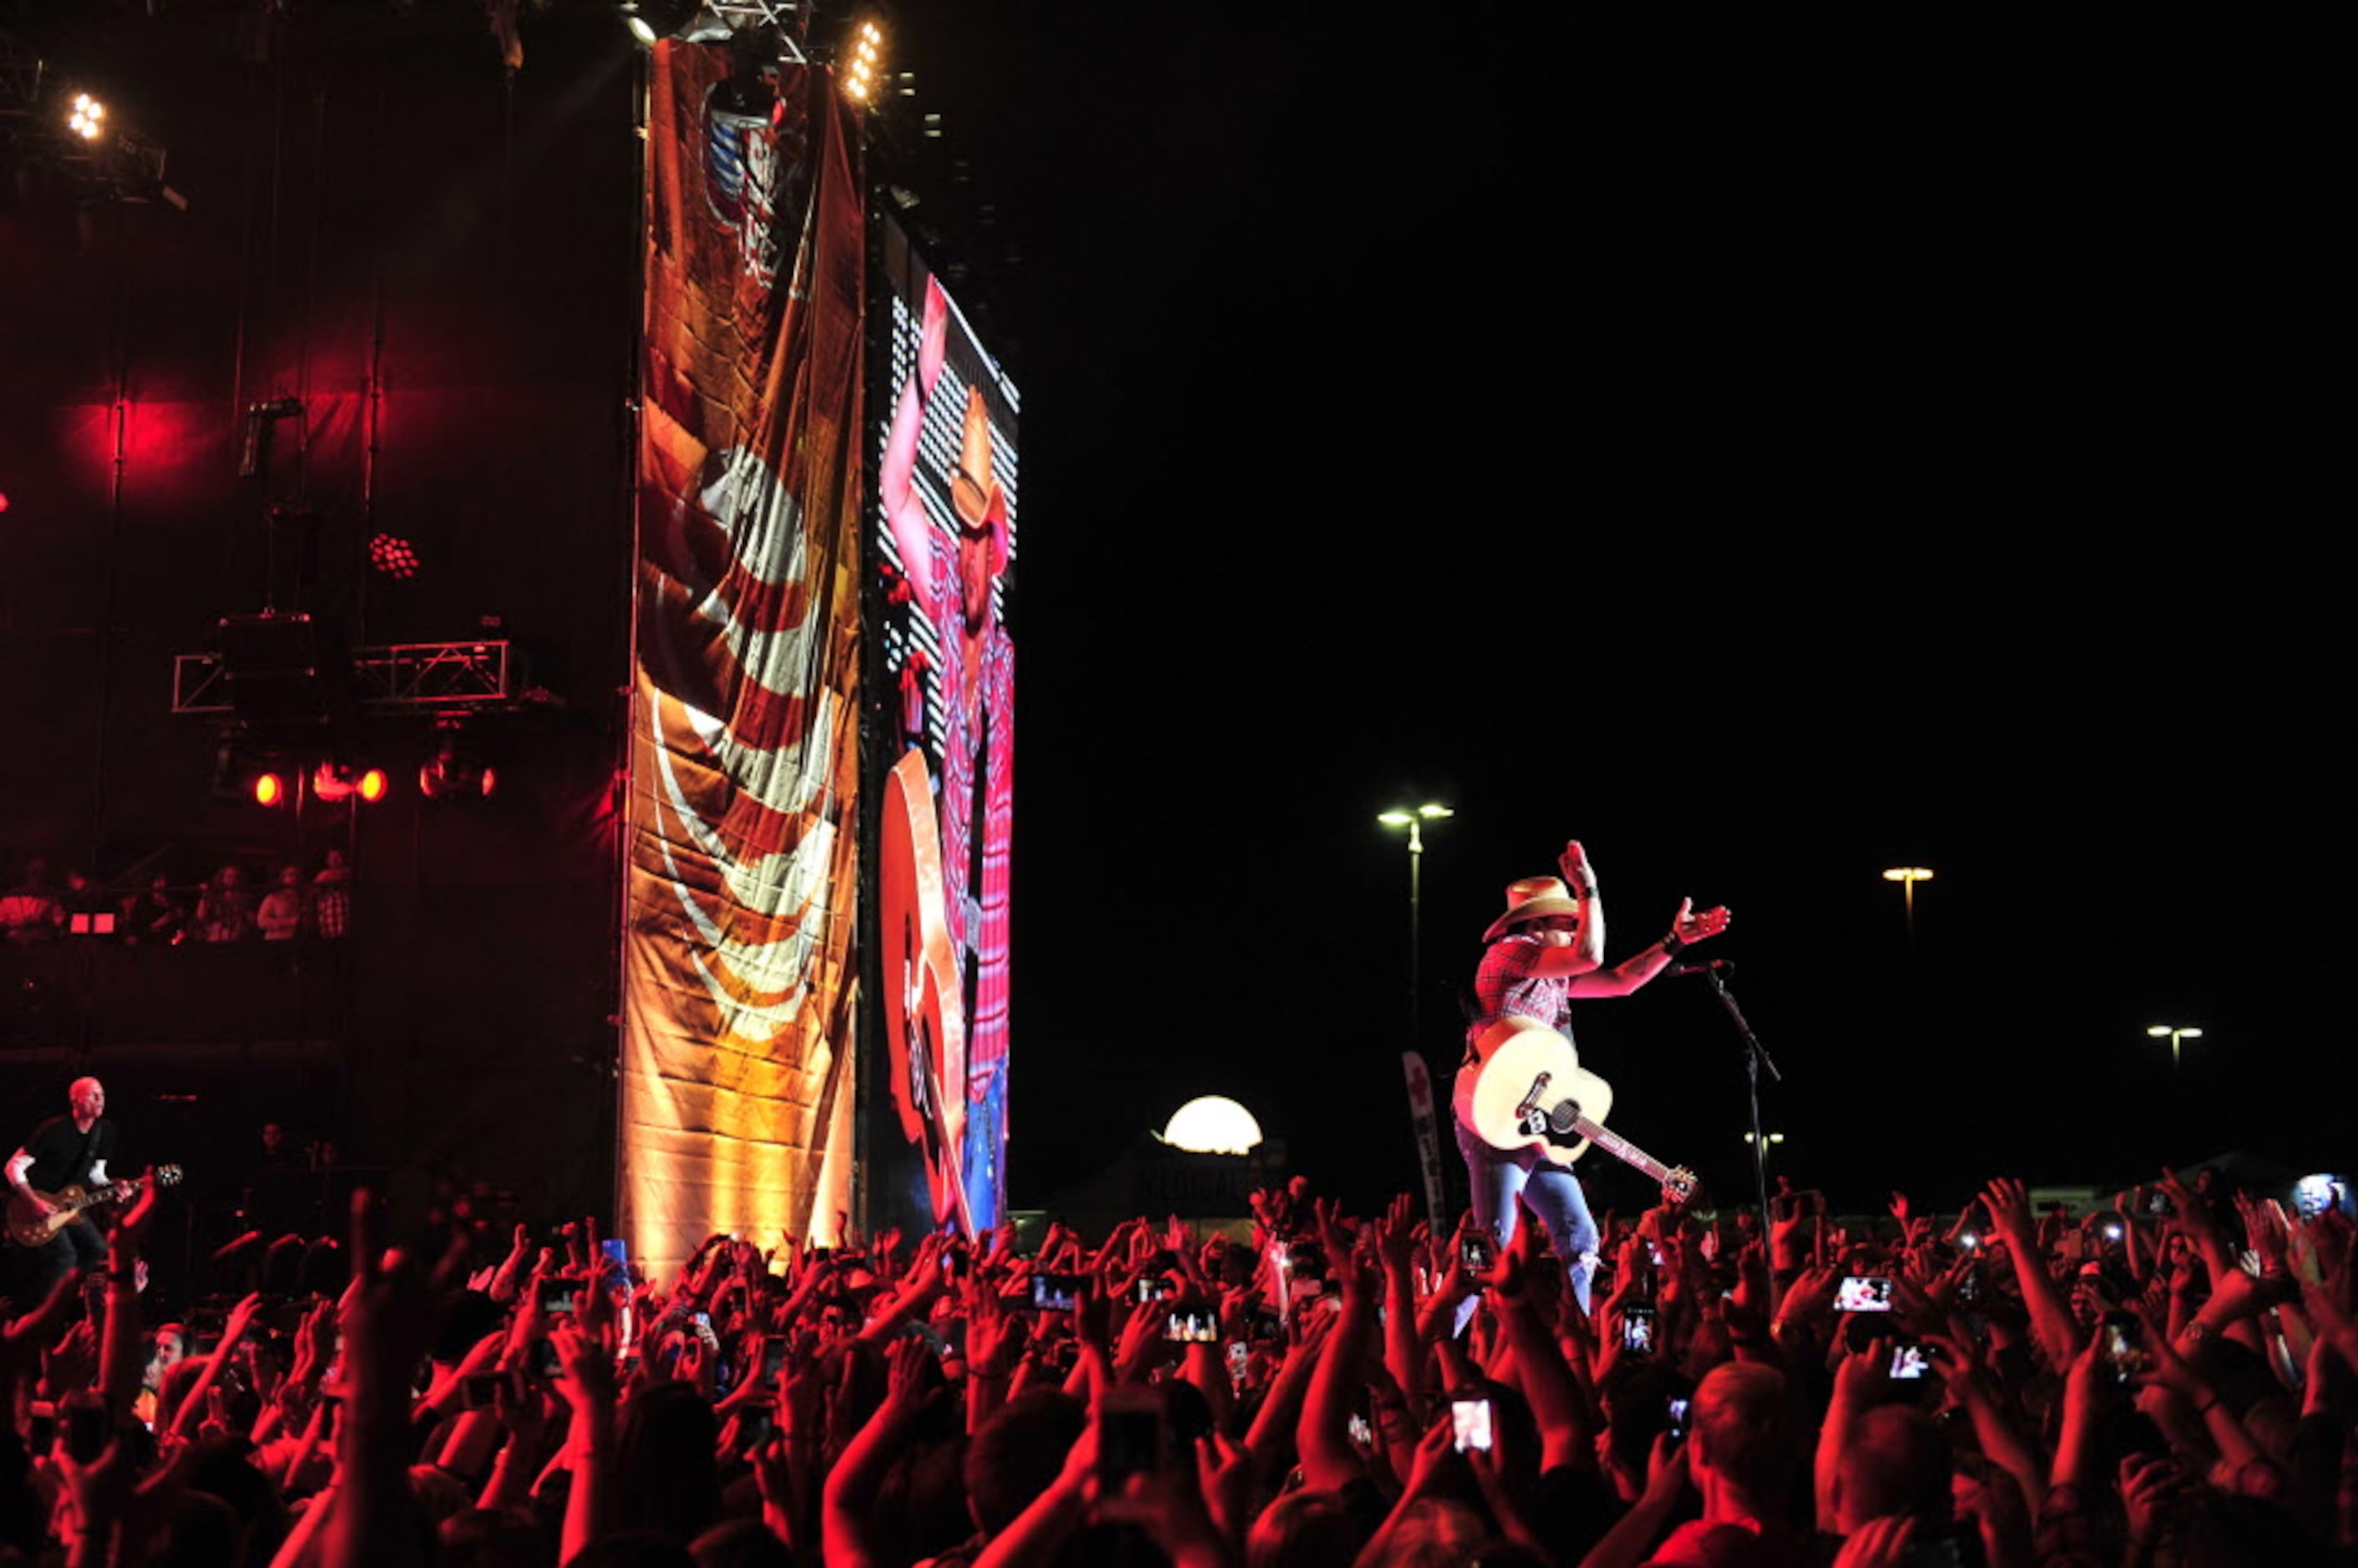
8, 1075, 115, 1294
1459, 841, 1728, 1309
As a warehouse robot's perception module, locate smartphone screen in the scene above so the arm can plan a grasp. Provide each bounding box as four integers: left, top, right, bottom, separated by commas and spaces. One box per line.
2102, 1313, 2141, 1382
1621, 1307, 1656, 1353
1450, 1398, 1493, 1453
538, 1277, 581, 1316
1031, 1272, 1080, 1312
1888, 1340, 1930, 1380
1834, 1277, 1895, 1313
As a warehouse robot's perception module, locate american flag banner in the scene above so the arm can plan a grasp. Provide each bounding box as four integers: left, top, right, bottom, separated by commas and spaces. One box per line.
620, 44, 864, 1273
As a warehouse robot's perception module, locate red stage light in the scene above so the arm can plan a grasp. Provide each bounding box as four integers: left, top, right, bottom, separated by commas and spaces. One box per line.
254, 772, 286, 807
367, 533, 422, 579
357, 767, 389, 802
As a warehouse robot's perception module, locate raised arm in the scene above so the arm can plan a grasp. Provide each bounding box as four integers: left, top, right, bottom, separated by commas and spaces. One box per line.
1562, 899, 1729, 998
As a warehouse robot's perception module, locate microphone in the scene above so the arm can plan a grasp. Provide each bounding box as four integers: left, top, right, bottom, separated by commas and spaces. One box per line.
1665, 959, 1733, 977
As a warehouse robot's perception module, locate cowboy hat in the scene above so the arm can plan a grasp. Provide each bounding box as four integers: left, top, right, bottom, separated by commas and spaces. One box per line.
949, 385, 1010, 578
1482, 876, 1585, 943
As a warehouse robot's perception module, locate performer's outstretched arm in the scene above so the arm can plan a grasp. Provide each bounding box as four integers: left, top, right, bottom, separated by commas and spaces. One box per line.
1565, 898, 1731, 998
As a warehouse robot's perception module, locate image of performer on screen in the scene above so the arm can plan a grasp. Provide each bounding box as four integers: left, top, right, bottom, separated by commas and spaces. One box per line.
8, 1076, 115, 1296
882, 276, 1015, 1230
1460, 842, 1728, 1307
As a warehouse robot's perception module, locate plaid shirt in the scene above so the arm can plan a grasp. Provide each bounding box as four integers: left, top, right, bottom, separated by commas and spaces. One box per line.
1467, 933, 1575, 1060
929, 529, 1015, 1086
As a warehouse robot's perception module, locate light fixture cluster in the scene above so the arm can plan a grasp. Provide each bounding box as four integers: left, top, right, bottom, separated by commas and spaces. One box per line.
68, 93, 104, 141
368, 533, 422, 579
843, 18, 883, 104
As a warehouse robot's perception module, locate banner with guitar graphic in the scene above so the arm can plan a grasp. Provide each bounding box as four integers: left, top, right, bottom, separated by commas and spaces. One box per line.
620, 45, 865, 1274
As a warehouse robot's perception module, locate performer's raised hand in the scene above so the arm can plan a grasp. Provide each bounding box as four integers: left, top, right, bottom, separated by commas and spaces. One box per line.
1557, 840, 1593, 890
1668, 898, 1729, 944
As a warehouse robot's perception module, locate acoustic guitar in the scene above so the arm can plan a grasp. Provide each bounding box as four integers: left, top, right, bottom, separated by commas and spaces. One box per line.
8, 1165, 184, 1248
879, 748, 974, 1238
1455, 1019, 1697, 1203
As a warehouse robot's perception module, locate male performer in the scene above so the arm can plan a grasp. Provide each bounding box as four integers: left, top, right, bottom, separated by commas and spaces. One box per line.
881, 277, 1015, 1230
8, 1075, 116, 1293
1461, 842, 1728, 1307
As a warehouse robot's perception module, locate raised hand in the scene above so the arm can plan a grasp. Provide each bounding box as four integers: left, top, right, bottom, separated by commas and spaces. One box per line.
1668, 899, 1730, 943
1558, 841, 1594, 890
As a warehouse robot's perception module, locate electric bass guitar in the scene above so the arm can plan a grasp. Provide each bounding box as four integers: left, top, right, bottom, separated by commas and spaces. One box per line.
7, 1165, 184, 1248
1456, 1019, 1698, 1203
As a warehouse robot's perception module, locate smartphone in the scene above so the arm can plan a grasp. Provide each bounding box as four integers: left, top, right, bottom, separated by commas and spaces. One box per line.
738, 1407, 776, 1447
1621, 1305, 1657, 1354
1450, 1396, 1494, 1453
1667, 1395, 1690, 1438
64, 1396, 108, 1464
1164, 1306, 1218, 1343
1460, 1232, 1494, 1271
1135, 1274, 1175, 1305
1834, 1277, 1895, 1313
940, 1249, 964, 1283
1097, 1387, 1165, 1485
538, 1276, 581, 1316
1031, 1272, 1080, 1312
533, 1338, 564, 1379
1247, 1308, 1283, 1343
1348, 1413, 1374, 1446
2101, 1312, 2141, 1383
1889, 1340, 1932, 1380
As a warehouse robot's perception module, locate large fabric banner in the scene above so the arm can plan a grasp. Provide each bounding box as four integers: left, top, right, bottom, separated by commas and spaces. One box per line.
621, 46, 863, 1272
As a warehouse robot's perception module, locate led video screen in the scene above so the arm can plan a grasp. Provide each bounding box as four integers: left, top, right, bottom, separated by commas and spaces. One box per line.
868, 218, 1020, 1237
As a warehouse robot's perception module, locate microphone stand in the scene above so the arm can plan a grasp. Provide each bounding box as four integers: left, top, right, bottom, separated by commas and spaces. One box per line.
1692, 965, 1783, 1231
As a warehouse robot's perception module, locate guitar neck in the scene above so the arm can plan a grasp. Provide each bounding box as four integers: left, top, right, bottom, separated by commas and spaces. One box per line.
1571, 1116, 1674, 1187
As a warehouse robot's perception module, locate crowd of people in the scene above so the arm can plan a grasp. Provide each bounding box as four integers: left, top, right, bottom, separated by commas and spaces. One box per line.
2, 1156, 2350, 1568
0, 853, 352, 948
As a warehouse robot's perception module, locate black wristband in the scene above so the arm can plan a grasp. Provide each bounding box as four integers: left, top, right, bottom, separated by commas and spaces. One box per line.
1661, 932, 1688, 956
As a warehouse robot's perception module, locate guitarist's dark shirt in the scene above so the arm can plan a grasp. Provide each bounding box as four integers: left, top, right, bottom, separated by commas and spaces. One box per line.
24, 1114, 114, 1193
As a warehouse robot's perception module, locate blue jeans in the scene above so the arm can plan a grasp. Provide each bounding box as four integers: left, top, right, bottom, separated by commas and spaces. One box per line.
1456, 1106, 1598, 1310
961, 1057, 1005, 1232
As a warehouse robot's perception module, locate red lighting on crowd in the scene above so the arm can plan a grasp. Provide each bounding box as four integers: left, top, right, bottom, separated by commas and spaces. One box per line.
253, 772, 286, 807
357, 767, 389, 802
368, 534, 422, 579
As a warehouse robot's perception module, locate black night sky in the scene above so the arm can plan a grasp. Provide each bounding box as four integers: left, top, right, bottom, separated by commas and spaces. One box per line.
2, 2, 2342, 1224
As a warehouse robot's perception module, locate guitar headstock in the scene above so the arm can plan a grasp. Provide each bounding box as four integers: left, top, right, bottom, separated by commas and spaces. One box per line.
1661, 1167, 1700, 1206
152, 1165, 185, 1188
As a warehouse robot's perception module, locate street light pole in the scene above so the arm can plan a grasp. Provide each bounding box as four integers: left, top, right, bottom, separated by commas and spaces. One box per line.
1882, 866, 1934, 939
1378, 804, 1453, 1049
2145, 1024, 2204, 1071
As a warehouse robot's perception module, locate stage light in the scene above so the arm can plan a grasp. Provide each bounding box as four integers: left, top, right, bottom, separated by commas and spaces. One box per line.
68, 94, 105, 141
1161, 1095, 1262, 1156
367, 533, 421, 579
254, 772, 286, 807
420, 731, 494, 801
357, 767, 389, 802
842, 18, 885, 104
618, 0, 699, 44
